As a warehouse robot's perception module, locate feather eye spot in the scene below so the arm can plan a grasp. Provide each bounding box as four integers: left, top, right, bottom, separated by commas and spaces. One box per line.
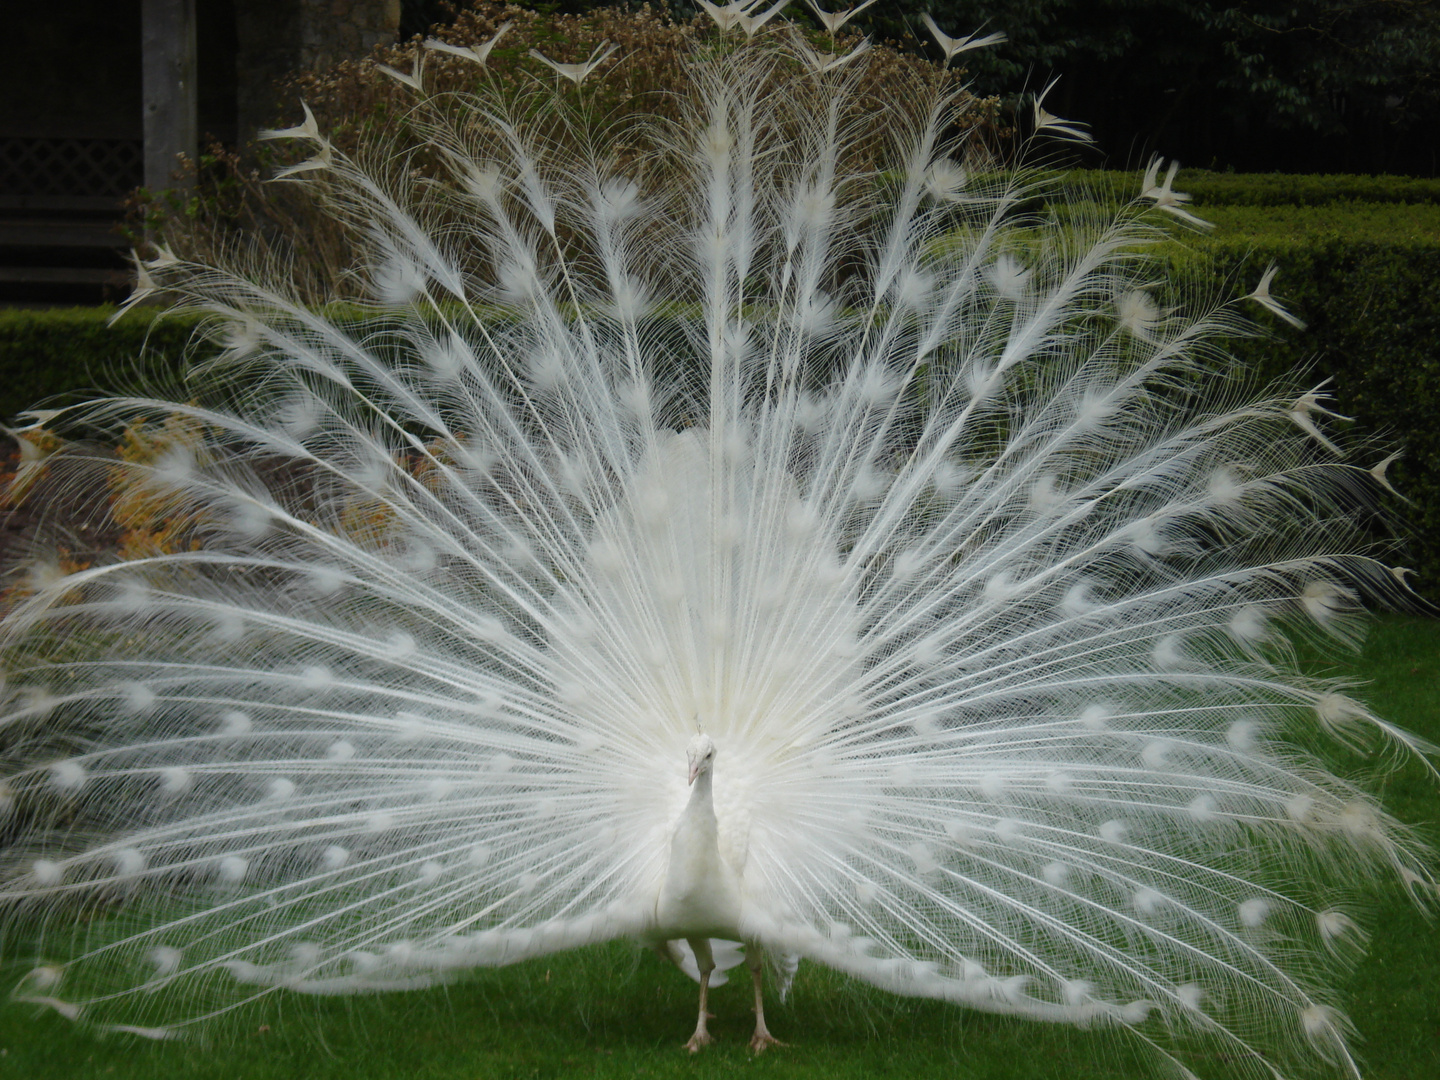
392, 713, 426, 741
1226, 718, 1258, 752
220, 710, 253, 735
1317, 910, 1358, 947
892, 548, 924, 580
993, 817, 1022, 842
1229, 605, 1269, 643
987, 253, 1031, 300
386, 631, 417, 657
1060, 978, 1092, 1006
1151, 635, 1187, 670
887, 761, 917, 785
1239, 898, 1271, 928
558, 681, 591, 708
158, 767, 192, 796
908, 842, 939, 875
1315, 694, 1367, 740
114, 847, 147, 877
149, 946, 183, 977
1338, 800, 1382, 842
1187, 794, 1217, 822
51, 760, 88, 792
348, 950, 380, 974
123, 682, 157, 713
983, 571, 1017, 602
944, 819, 973, 847
1301, 581, 1352, 624
1121, 1001, 1152, 1025
307, 566, 346, 597
1300, 1004, 1343, 1051
267, 778, 296, 802
931, 460, 969, 496
1132, 887, 1165, 916
979, 773, 1008, 799
300, 665, 333, 691
426, 777, 455, 801
1285, 794, 1314, 823
25, 964, 64, 991
911, 710, 940, 735
1207, 465, 1244, 504
1140, 740, 1171, 769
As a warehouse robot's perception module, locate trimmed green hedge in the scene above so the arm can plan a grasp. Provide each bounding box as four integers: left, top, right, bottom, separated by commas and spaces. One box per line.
1071, 170, 1440, 208
0, 308, 198, 421
1166, 234, 1440, 601
1198, 203, 1440, 242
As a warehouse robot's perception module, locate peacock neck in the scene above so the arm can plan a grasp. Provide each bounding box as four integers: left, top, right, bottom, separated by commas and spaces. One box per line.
687, 767, 717, 827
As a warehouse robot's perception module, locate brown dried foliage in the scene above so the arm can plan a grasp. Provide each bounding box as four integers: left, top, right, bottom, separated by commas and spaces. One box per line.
130, 3, 999, 304
109, 415, 211, 560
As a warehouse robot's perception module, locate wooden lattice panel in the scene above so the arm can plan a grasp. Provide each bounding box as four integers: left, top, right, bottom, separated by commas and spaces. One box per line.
0, 137, 143, 199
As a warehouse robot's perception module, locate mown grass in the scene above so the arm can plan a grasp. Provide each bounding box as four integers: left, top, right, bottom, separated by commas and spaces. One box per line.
2, 616, 1436, 1080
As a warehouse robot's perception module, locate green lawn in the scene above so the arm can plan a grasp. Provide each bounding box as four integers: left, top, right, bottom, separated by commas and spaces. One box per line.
3, 616, 1437, 1080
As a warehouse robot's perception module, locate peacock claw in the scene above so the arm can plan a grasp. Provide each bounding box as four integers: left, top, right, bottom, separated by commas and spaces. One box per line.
749, 1031, 787, 1054
684, 1031, 714, 1053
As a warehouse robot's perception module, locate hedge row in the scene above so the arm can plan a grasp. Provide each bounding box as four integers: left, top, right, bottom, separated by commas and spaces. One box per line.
1069, 170, 1440, 208
0, 308, 196, 423
1164, 235, 1440, 603
3, 210, 1437, 599
1198, 204, 1440, 242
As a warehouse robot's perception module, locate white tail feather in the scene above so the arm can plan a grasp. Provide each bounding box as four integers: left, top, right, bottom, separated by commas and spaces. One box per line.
0, 36, 1429, 1078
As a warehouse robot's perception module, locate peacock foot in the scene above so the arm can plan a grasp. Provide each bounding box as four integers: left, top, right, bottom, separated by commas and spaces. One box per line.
684, 1030, 714, 1053
749, 1030, 787, 1054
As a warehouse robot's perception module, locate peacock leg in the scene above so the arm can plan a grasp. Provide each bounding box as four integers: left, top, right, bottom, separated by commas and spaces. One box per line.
683, 938, 715, 1052
747, 944, 785, 1053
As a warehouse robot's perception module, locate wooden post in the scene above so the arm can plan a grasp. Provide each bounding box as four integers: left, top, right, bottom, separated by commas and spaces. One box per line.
141, 0, 198, 191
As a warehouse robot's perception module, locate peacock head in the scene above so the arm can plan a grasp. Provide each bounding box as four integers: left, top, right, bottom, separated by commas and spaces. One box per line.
686, 733, 717, 785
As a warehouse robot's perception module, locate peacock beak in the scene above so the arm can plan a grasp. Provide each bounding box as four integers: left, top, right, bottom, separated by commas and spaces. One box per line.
687, 757, 700, 785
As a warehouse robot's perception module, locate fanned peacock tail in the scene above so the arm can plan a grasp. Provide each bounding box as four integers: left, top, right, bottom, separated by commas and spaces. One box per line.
0, 36, 1432, 1078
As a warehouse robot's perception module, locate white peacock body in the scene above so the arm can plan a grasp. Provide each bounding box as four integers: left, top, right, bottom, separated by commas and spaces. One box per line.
0, 21, 1432, 1077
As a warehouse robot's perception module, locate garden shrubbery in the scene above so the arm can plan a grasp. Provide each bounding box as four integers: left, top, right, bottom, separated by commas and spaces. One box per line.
1187, 238, 1440, 600
125, 2, 1001, 306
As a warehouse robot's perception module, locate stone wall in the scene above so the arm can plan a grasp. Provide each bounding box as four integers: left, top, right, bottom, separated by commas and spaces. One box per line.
236, 0, 402, 138
300, 0, 402, 71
